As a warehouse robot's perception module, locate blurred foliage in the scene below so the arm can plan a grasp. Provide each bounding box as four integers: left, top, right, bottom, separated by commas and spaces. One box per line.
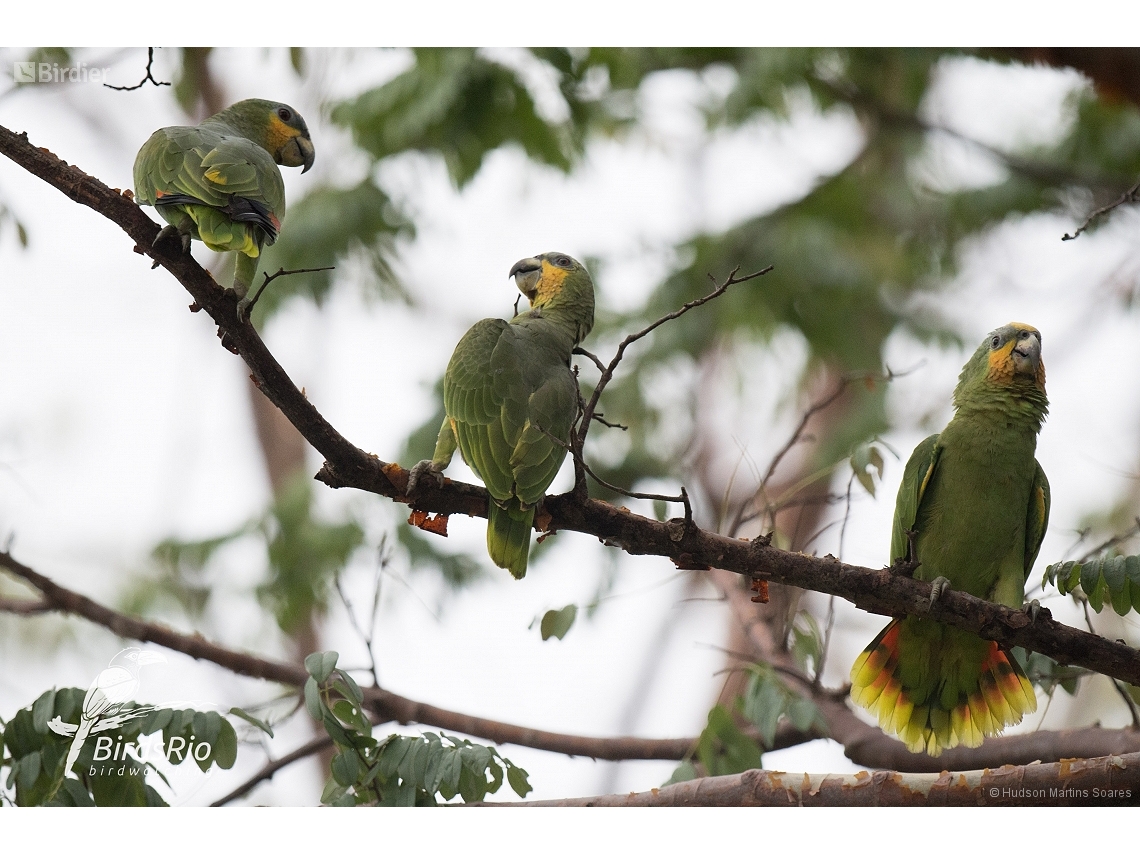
337, 47, 1139, 532
165, 45, 1140, 594
134, 474, 363, 635
302, 651, 530, 805
1, 687, 238, 806
1012, 648, 1086, 697
665, 663, 826, 785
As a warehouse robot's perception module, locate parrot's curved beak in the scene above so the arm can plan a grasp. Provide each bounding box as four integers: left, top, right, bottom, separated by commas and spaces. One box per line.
1011, 330, 1041, 377
296, 135, 315, 173
281, 135, 316, 173
509, 257, 542, 302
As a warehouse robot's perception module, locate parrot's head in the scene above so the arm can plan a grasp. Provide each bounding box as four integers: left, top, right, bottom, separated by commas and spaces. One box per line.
955, 323, 1048, 419
213, 99, 315, 173
509, 252, 595, 342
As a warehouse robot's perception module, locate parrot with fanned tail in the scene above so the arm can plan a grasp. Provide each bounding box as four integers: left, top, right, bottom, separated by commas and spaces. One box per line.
408, 252, 595, 579
850, 323, 1049, 756
133, 98, 314, 320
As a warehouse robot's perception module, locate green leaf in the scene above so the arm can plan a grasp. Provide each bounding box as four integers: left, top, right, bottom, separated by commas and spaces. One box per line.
1045, 553, 1140, 615
539, 604, 578, 641
304, 677, 324, 721
664, 760, 697, 787
331, 699, 370, 735
213, 718, 238, 770
697, 705, 763, 776
305, 650, 339, 682
31, 690, 56, 734
228, 706, 274, 737
506, 763, 532, 798
379, 736, 412, 781
336, 670, 365, 705
850, 443, 884, 496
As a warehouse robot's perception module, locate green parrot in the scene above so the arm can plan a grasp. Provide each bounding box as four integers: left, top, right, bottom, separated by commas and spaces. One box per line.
850, 323, 1049, 756
133, 98, 315, 320
408, 252, 595, 579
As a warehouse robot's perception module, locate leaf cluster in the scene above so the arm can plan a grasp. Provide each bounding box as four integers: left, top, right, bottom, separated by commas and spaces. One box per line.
302, 651, 531, 805
1, 687, 237, 806
1044, 553, 1140, 616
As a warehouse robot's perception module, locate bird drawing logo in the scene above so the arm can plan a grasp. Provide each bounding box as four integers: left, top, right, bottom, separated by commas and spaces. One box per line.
47, 647, 166, 777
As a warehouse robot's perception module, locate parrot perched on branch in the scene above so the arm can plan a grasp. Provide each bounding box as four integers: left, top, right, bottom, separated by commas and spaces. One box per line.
408, 253, 595, 579
133, 98, 315, 320
850, 323, 1049, 756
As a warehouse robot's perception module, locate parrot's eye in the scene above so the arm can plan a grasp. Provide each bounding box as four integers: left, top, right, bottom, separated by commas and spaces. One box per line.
991, 335, 1001, 348
555, 256, 571, 268
277, 107, 292, 122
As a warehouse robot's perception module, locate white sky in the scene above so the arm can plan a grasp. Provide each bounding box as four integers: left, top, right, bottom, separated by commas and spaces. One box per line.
2, 43, 1140, 824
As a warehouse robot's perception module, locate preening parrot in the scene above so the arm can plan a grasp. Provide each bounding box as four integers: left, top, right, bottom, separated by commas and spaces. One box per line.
849, 323, 1049, 756
408, 253, 595, 579
133, 98, 315, 320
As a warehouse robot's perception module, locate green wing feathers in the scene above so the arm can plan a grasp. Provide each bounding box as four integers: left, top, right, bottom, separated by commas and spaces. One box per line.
443, 318, 577, 578
889, 434, 940, 565
1024, 462, 1050, 577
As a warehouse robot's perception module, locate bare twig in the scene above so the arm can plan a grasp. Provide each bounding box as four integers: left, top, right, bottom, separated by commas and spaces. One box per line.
244, 265, 335, 317
1071, 518, 1140, 565
1080, 599, 1140, 730
0, 596, 52, 614
211, 733, 335, 806
575, 265, 773, 453
104, 47, 171, 92
1063, 180, 1140, 241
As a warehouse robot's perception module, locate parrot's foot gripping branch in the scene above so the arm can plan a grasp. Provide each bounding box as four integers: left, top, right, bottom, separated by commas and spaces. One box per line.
406, 460, 445, 496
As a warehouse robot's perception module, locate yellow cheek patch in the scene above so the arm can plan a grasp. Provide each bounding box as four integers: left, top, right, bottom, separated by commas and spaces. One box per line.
986, 340, 1017, 384
535, 261, 569, 305
266, 115, 300, 159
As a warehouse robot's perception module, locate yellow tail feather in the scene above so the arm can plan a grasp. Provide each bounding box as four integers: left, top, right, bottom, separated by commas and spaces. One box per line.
849, 619, 1038, 757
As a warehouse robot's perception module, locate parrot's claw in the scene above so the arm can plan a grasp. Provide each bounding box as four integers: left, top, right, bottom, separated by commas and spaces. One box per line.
1023, 599, 1042, 623
406, 460, 444, 496
236, 295, 252, 325
926, 576, 951, 610
152, 225, 191, 255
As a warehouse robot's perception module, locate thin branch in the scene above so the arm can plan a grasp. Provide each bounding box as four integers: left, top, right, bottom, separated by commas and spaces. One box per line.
104, 47, 171, 92
1063, 180, 1140, 241
485, 752, 1140, 806
211, 733, 334, 806
1081, 598, 1140, 730
0, 595, 53, 614
244, 265, 335, 317
576, 265, 773, 452
1072, 517, 1140, 565
813, 73, 1134, 193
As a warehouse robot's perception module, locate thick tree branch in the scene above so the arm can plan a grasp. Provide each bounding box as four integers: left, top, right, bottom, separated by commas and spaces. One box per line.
490, 752, 1140, 806
2, 126, 1139, 711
